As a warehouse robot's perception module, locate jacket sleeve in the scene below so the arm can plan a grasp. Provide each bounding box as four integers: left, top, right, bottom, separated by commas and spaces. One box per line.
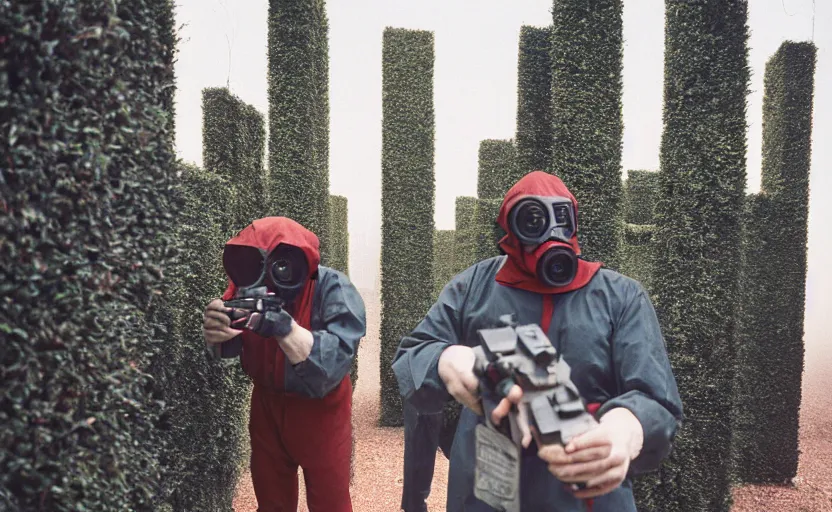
596, 287, 684, 475
284, 272, 366, 399
391, 274, 469, 415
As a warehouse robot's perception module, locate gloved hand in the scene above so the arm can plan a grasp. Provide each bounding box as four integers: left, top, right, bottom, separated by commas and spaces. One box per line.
246, 308, 294, 338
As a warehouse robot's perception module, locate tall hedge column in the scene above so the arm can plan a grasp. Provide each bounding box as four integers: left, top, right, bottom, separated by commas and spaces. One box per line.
621, 170, 659, 292
268, 0, 331, 260
379, 28, 436, 426
202, 87, 267, 230
1, 1, 177, 509
516, 25, 554, 174
550, 0, 623, 268
453, 196, 479, 274
732, 41, 816, 485
646, 3, 750, 511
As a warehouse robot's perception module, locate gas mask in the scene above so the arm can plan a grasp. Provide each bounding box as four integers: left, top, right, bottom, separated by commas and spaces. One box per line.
222, 243, 309, 303
507, 195, 578, 287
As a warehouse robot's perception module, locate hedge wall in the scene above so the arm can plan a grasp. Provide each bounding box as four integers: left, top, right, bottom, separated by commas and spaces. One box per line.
620, 224, 655, 294
326, 194, 357, 390
732, 41, 816, 485
516, 25, 554, 175
161, 164, 251, 510
474, 198, 506, 262
550, 0, 623, 269
267, 0, 331, 262
624, 170, 660, 225
1, 1, 177, 509
644, 2, 751, 511
476, 139, 520, 200
453, 196, 479, 273
433, 230, 457, 299
202, 87, 267, 230
379, 28, 436, 427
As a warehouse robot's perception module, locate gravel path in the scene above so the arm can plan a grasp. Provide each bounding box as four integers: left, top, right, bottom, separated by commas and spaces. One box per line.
233, 290, 831, 511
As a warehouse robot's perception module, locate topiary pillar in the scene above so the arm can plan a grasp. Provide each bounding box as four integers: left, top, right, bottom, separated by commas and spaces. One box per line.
165, 164, 252, 510
644, 3, 751, 511
268, 0, 331, 261
379, 27, 436, 427
328, 195, 350, 275
474, 198, 506, 262
516, 25, 554, 175
433, 230, 457, 298
476, 139, 521, 199
620, 170, 659, 293
550, 0, 624, 269
732, 41, 816, 485
202, 87, 267, 231
1, 1, 177, 509
453, 196, 479, 274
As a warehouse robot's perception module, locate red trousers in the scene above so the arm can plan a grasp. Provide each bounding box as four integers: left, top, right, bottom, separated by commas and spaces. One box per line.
248, 376, 353, 512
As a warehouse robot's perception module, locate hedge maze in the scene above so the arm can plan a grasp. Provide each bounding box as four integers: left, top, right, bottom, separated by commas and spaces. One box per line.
646, 2, 751, 511
550, 0, 624, 269
268, 0, 332, 261
731, 41, 817, 485
516, 25, 554, 175
379, 28, 436, 426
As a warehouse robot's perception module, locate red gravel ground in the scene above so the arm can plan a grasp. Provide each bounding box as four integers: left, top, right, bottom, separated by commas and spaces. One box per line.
234, 290, 831, 511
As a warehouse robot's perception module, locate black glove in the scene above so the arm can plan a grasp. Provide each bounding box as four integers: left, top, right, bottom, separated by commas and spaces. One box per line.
246, 309, 294, 338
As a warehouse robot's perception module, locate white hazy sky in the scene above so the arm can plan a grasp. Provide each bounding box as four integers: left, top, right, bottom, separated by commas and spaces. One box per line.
173, 0, 830, 352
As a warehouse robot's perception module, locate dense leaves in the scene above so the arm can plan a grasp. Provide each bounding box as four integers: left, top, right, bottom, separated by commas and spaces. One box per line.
623, 170, 659, 226
327, 194, 357, 389
379, 28, 436, 426
432, 230, 456, 299
267, 0, 331, 262
644, 2, 751, 511
0, 0, 177, 509
550, 0, 624, 269
732, 41, 816, 485
474, 199, 505, 262
515, 25, 554, 175
202, 87, 267, 231
453, 196, 479, 274
160, 164, 251, 511
619, 171, 659, 293
476, 139, 520, 199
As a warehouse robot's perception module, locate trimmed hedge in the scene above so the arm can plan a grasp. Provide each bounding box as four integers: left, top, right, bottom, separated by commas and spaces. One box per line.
644, 2, 751, 511
624, 170, 660, 225
379, 28, 436, 427
1, 1, 177, 509
620, 224, 655, 294
476, 139, 520, 200
161, 164, 251, 510
453, 196, 479, 274
550, 0, 624, 269
474, 198, 506, 262
202, 87, 267, 230
267, 0, 331, 262
433, 230, 457, 299
732, 41, 816, 485
516, 25, 554, 175
327, 194, 357, 390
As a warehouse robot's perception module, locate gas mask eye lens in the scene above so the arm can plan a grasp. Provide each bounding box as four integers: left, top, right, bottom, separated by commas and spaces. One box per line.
553, 204, 570, 227
515, 200, 549, 239
272, 259, 293, 282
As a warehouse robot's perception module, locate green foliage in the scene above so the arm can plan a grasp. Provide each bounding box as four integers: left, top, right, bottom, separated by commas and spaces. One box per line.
516, 25, 553, 175
550, 0, 624, 269
0, 1, 178, 509
161, 164, 251, 510
433, 230, 457, 299
327, 194, 357, 390
380, 28, 436, 426
624, 170, 660, 225
267, 0, 331, 261
732, 41, 816, 485
620, 224, 655, 293
202, 87, 267, 230
474, 198, 506, 262
477, 139, 520, 199
453, 196, 479, 273
643, 2, 751, 511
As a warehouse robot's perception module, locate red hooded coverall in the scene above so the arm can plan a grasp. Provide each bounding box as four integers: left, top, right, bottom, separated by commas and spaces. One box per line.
221, 217, 355, 512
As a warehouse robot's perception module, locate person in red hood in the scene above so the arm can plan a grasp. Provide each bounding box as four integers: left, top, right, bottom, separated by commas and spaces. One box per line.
202, 216, 366, 512
392, 171, 683, 512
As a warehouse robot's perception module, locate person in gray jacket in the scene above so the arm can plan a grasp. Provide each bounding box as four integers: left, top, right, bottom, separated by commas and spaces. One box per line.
392, 171, 683, 511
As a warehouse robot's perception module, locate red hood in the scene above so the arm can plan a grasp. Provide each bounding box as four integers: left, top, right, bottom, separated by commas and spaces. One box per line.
495, 171, 601, 294
225, 216, 320, 274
